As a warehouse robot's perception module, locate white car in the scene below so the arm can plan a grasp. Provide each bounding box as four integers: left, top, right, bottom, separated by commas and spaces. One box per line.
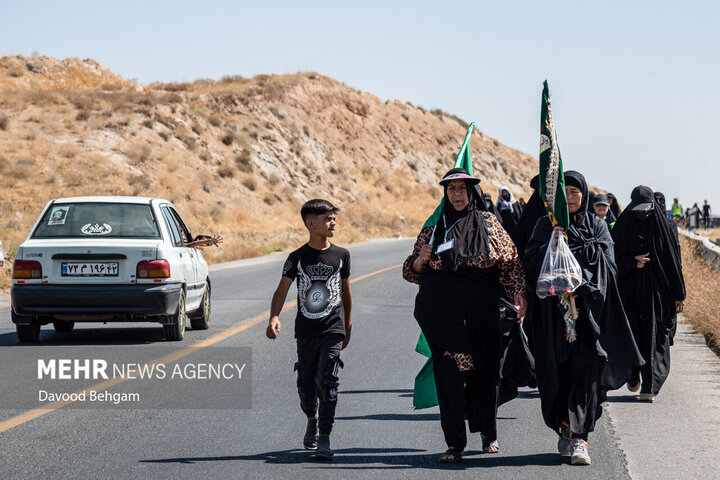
11, 196, 211, 342
0, 239, 4, 266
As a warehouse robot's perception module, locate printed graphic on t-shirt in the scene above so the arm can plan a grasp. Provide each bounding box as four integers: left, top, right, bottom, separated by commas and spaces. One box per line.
296, 260, 342, 319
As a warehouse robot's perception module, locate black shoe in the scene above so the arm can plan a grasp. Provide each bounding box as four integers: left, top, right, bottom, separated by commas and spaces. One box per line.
303, 418, 318, 450
315, 435, 334, 460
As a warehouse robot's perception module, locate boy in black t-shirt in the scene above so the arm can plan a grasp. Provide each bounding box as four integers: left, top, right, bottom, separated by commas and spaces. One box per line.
266, 199, 352, 460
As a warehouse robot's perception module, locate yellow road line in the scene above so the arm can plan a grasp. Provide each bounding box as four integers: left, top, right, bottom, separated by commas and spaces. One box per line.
0, 263, 401, 433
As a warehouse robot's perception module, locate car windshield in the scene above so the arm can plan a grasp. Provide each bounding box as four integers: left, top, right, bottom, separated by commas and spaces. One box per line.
32, 203, 161, 239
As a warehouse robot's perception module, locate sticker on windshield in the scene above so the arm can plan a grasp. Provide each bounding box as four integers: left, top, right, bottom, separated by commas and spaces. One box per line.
81, 223, 113, 235
48, 206, 70, 225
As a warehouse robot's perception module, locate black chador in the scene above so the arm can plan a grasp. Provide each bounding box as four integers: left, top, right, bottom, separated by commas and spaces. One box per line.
525, 171, 643, 437
510, 175, 547, 355
612, 186, 686, 396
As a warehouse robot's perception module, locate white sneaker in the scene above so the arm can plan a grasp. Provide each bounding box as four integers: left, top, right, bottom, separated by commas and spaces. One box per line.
570, 438, 591, 465
557, 422, 571, 456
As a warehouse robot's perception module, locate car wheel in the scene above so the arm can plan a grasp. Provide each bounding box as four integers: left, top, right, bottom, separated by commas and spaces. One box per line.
53, 321, 75, 332
164, 290, 186, 341
190, 284, 211, 330
17, 322, 41, 343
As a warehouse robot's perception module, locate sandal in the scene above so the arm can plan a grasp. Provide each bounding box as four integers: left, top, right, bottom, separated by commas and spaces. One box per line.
482, 435, 500, 453
439, 448, 463, 463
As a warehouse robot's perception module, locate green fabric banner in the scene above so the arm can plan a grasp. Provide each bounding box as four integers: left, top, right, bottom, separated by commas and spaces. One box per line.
538, 81, 569, 230
421, 122, 475, 230
413, 122, 474, 409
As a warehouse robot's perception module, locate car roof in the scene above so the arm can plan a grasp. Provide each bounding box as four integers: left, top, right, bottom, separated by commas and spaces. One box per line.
50, 196, 172, 205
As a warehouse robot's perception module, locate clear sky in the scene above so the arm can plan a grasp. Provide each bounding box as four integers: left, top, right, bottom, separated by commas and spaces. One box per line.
2, 0, 718, 210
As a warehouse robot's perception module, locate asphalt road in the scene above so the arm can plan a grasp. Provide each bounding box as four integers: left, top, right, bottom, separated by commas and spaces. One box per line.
0, 238, 640, 479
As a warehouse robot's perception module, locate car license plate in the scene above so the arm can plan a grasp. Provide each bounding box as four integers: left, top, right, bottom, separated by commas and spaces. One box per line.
61, 262, 119, 277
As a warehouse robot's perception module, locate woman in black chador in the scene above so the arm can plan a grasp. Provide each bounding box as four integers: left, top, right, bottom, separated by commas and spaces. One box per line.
612, 186, 686, 402
403, 168, 528, 463
525, 171, 643, 466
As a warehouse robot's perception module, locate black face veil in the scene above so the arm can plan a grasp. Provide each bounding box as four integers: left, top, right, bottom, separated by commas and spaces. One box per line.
613, 186, 685, 302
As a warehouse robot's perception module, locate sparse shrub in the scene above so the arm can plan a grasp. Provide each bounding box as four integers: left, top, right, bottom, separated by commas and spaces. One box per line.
268, 106, 284, 120
191, 121, 202, 134
57, 142, 81, 158
143, 119, 153, 129
129, 173, 153, 195
0, 116, 8, 130
200, 151, 212, 162
220, 75, 244, 83
302, 125, 310, 136
182, 136, 197, 151
263, 194, 276, 205
203, 181, 212, 193
9, 158, 36, 180
102, 110, 113, 118
236, 150, 253, 173
217, 165, 234, 178
154, 114, 172, 129
76, 110, 90, 121
0, 156, 9, 172
209, 115, 221, 127
163, 83, 190, 93
126, 144, 152, 164
267, 173, 281, 186
241, 178, 256, 191
221, 131, 234, 146
163, 93, 183, 104
158, 131, 169, 141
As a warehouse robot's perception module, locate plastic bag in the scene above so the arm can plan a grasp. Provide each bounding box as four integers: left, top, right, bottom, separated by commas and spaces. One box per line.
536, 229, 582, 299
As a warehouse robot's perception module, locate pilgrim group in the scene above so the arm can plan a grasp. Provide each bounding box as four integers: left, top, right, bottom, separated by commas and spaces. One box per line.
265, 167, 686, 465
402, 168, 686, 466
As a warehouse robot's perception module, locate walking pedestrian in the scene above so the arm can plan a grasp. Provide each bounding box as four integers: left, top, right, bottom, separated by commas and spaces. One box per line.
496, 186, 523, 232
525, 171, 643, 466
403, 168, 527, 463
266, 199, 352, 460
702, 200, 711, 229
670, 198, 683, 223
483, 192, 504, 225
591, 194, 616, 229
612, 186, 686, 402
606, 193, 621, 218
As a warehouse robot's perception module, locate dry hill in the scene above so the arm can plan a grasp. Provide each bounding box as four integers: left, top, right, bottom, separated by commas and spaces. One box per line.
0, 56, 537, 290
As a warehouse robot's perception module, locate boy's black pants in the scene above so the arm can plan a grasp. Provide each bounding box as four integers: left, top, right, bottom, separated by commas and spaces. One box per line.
295, 333, 344, 435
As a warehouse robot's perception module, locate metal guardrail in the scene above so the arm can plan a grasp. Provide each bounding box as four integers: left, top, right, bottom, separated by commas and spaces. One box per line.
679, 229, 720, 268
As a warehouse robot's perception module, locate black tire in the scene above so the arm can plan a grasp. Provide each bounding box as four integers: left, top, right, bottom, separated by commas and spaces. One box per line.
17, 322, 41, 343
190, 283, 211, 330
164, 290, 186, 341
53, 321, 75, 332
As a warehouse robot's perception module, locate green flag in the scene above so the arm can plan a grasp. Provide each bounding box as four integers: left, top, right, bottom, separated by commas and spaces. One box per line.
413, 122, 475, 409
538, 80, 578, 337
538, 81, 569, 230
421, 122, 475, 229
